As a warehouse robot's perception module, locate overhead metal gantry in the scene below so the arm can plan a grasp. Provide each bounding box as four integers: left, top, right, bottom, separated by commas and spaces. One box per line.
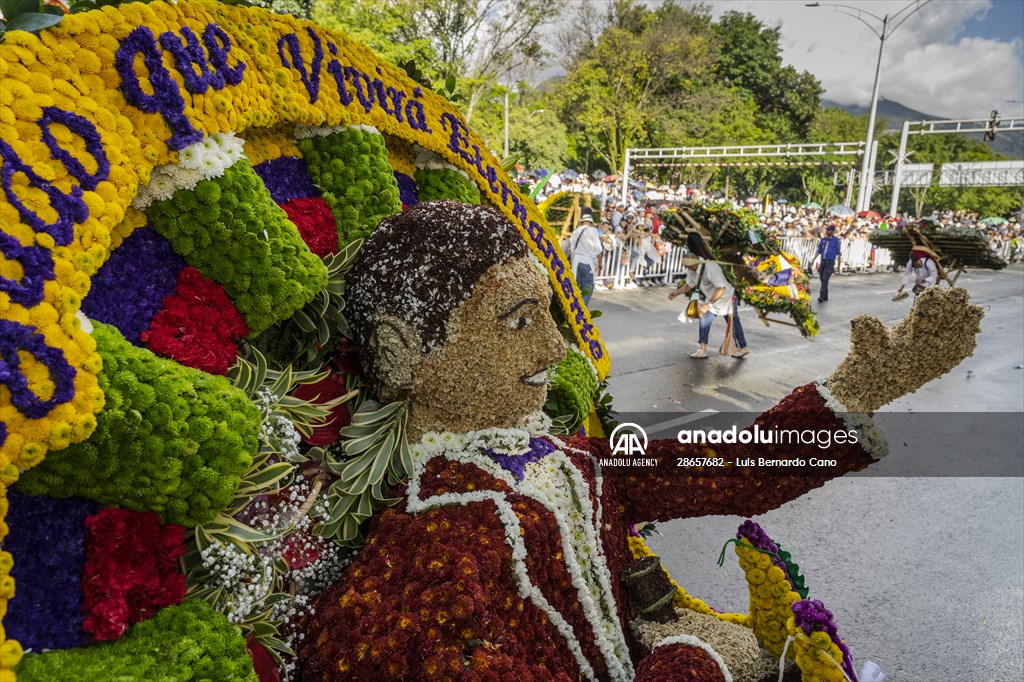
620, 142, 865, 205
889, 116, 1024, 215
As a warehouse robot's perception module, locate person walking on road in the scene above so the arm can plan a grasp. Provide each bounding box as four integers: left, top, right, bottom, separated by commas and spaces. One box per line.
668, 256, 749, 359
813, 224, 842, 302
569, 208, 604, 306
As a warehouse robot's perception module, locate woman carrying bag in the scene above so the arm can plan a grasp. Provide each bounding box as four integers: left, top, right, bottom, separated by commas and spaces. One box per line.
668, 255, 750, 359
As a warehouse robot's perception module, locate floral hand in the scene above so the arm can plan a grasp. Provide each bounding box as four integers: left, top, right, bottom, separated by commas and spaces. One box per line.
825, 287, 984, 413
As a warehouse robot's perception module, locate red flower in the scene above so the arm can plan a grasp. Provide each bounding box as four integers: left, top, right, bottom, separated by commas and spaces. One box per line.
141, 267, 249, 375
290, 373, 352, 446
81, 508, 187, 642
246, 635, 283, 682
280, 197, 338, 257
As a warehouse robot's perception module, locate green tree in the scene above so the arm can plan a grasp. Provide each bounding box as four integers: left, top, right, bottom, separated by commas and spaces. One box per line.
314, 0, 559, 121
557, 1, 715, 171
713, 11, 822, 140
471, 85, 569, 170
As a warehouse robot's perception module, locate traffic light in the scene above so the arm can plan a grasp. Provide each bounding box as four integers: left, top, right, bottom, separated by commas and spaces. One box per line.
983, 109, 1000, 143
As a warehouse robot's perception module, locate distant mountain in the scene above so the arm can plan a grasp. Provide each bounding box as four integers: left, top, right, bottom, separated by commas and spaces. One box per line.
822, 97, 1023, 159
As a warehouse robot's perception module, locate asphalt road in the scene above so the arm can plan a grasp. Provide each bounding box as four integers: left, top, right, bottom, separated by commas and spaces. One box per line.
588, 265, 1024, 681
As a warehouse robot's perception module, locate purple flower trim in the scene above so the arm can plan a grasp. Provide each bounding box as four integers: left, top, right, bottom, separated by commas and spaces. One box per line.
0, 320, 76, 419
160, 26, 224, 94
394, 171, 418, 206
0, 231, 54, 307
253, 156, 321, 205
278, 27, 323, 103
203, 24, 245, 86
737, 519, 790, 579
82, 225, 184, 344
485, 437, 556, 482
115, 27, 203, 151
38, 107, 110, 191
0, 138, 86, 246
792, 599, 858, 682
5, 490, 99, 651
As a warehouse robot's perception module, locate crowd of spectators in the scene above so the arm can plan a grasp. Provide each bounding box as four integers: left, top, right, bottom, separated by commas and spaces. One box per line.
529, 169, 1022, 263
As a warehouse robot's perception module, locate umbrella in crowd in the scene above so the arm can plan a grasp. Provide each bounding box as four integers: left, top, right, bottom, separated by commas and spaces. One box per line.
828, 204, 855, 217
593, 170, 608, 180
527, 168, 548, 179
629, 180, 646, 188
858, 210, 883, 222
802, 202, 822, 209
603, 174, 620, 183
980, 216, 1008, 225
745, 197, 759, 204
562, 169, 579, 180
777, 198, 789, 204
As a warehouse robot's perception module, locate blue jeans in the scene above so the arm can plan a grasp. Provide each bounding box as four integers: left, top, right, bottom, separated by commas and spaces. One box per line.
698, 298, 746, 348
575, 263, 595, 306
819, 259, 835, 300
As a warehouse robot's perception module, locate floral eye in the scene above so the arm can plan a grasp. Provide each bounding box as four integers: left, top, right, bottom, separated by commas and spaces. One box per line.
509, 314, 532, 330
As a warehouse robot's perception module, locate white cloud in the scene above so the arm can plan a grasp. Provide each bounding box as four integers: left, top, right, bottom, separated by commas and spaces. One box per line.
704, 0, 1024, 120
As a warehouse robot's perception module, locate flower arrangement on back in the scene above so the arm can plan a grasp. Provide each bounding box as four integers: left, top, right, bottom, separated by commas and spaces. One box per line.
297, 200, 984, 681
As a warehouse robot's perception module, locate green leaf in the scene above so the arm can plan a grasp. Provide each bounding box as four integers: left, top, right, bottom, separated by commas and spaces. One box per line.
0, 0, 37, 21
5, 11, 63, 32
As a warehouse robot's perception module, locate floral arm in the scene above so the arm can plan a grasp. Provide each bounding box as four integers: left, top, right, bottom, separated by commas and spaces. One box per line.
601, 286, 983, 522
594, 381, 881, 524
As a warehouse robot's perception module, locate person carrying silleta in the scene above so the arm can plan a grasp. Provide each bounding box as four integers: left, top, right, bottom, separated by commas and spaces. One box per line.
893, 249, 938, 301
813, 223, 842, 302
668, 255, 749, 359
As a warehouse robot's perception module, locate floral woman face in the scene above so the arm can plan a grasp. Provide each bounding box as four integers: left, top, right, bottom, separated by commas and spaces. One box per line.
405, 256, 566, 437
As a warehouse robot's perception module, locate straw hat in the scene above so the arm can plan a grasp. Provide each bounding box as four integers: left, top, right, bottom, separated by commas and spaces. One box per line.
681, 255, 703, 267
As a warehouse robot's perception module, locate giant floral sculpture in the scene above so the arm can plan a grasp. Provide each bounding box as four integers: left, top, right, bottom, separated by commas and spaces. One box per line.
0, 1, 984, 681
296, 200, 982, 681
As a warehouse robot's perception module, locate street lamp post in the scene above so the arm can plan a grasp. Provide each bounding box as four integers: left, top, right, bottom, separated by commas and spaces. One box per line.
806, 0, 933, 213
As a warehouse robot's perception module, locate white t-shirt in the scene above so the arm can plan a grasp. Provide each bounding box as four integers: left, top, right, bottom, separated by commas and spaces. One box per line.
570, 223, 604, 270
685, 261, 734, 316
902, 258, 938, 288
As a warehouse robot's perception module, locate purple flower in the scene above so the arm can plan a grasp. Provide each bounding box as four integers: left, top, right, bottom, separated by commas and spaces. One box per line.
792, 598, 858, 682
0, 137, 86, 246
115, 26, 203, 150
0, 231, 54, 307
395, 172, 418, 206
0, 320, 76, 419
82, 225, 184, 345
5, 491, 99, 651
485, 437, 556, 482
38, 107, 109, 191
253, 156, 321, 205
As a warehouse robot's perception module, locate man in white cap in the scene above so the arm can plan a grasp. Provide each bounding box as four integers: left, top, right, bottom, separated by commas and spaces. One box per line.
569, 207, 604, 306
668, 255, 749, 358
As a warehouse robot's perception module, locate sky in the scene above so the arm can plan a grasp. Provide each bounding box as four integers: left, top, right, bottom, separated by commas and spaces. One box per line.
701, 0, 1024, 120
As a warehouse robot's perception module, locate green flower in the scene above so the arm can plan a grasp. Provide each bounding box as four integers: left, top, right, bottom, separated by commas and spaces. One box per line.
146, 160, 327, 336
16, 601, 258, 682
415, 167, 481, 204
297, 128, 401, 247
16, 324, 261, 526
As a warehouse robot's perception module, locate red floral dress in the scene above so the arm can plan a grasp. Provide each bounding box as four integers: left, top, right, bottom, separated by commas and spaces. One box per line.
297, 382, 877, 681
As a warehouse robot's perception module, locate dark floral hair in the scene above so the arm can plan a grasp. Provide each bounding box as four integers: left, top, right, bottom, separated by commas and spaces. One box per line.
347, 200, 528, 389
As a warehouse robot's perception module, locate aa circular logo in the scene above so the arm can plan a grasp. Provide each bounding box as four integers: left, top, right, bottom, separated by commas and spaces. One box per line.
609, 423, 648, 456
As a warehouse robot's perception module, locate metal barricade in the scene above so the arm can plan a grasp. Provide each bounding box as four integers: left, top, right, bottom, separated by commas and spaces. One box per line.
590, 237, 896, 292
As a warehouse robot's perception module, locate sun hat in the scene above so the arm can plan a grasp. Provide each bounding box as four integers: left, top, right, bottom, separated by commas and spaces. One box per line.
681, 255, 702, 267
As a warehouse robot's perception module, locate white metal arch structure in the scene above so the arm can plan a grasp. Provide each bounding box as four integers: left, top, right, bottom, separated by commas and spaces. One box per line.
620, 142, 866, 205
889, 117, 1024, 216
